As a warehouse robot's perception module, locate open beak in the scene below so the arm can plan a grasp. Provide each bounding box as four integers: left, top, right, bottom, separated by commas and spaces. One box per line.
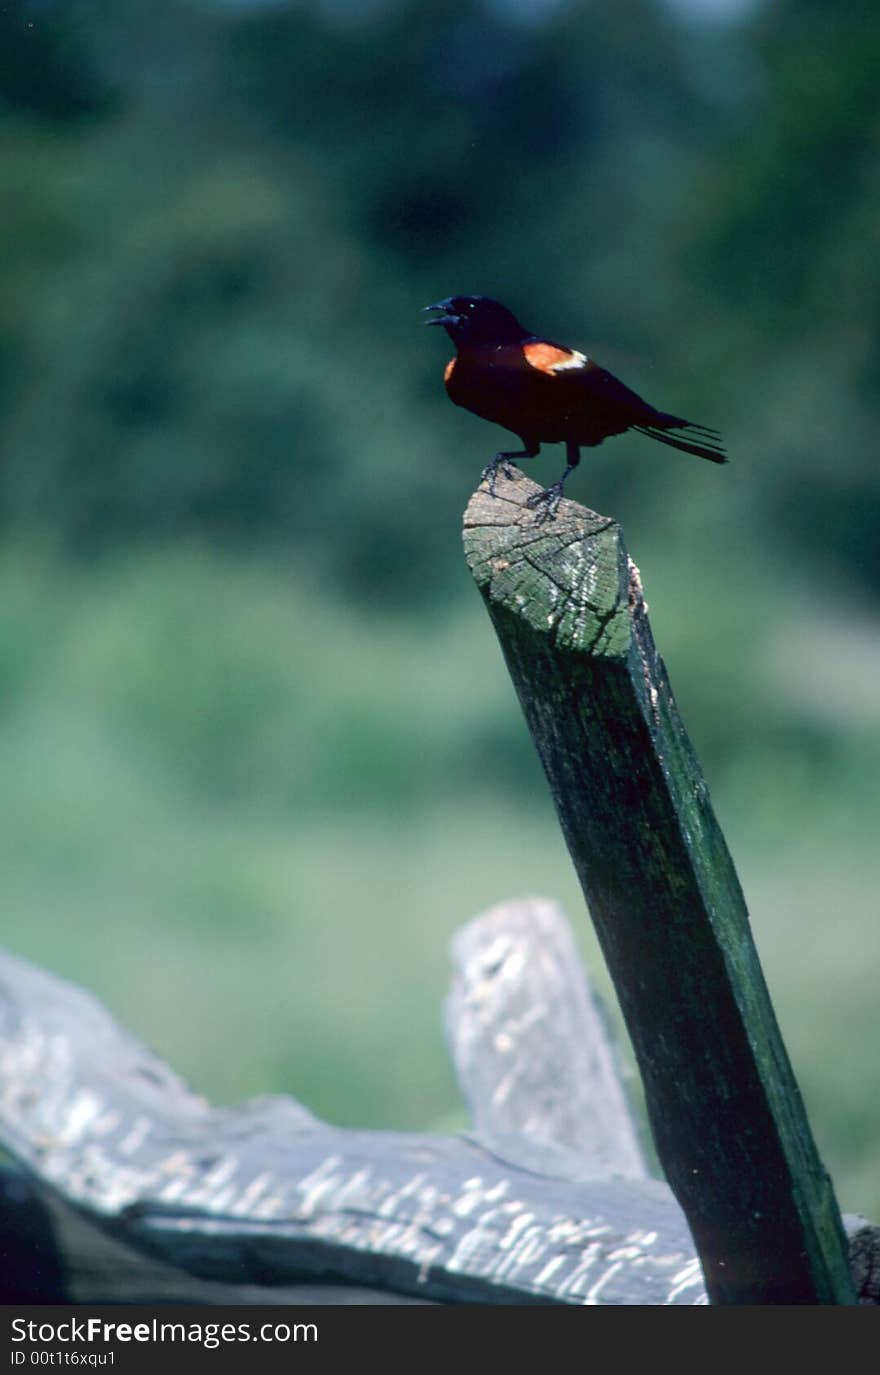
422, 300, 458, 327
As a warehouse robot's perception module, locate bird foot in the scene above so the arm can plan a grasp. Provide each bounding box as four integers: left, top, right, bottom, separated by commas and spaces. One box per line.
526, 482, 564, 522
481, 455, 518, 497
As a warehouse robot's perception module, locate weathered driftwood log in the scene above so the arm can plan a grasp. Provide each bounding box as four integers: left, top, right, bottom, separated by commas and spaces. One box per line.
446, 897, 647, 1181
0, 925, 705, 1306
3, 1167, 874, 1306
462, 468, 855, 1305
0, 899, 876, 1305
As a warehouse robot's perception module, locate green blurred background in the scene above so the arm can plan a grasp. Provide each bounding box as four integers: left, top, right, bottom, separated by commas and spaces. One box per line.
1, 0, 877, 1219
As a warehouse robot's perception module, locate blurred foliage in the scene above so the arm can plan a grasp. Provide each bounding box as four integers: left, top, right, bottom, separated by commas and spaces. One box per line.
0, 0, 878, 1219
3, 0, 877, 597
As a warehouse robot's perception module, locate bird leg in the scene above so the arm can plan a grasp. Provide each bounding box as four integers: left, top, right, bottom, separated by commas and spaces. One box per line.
526, 442, 581, 521
481, 441, 540, 496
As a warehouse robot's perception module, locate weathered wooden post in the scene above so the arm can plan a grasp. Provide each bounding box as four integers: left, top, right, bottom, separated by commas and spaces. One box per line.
463, 466, 855, 1305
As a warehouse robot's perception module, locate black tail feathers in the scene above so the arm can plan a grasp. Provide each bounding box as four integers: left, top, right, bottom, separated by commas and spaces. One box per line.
633, 415, 727, 465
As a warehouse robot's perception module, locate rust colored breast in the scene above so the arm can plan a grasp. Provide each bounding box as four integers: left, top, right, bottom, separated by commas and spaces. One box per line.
444, 358, 456, 385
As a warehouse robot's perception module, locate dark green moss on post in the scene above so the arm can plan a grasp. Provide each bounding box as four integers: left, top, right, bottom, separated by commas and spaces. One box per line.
463, 466, 855, 1305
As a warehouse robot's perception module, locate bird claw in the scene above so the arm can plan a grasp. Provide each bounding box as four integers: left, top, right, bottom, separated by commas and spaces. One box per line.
526, 483, 564, 522
481, 455, 517, 497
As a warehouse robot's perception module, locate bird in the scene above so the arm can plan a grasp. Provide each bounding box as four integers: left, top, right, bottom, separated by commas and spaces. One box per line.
424, 294, 726, 518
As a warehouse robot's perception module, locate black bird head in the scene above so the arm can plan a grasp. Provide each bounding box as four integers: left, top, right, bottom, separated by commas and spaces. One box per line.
423, 295, 525, 347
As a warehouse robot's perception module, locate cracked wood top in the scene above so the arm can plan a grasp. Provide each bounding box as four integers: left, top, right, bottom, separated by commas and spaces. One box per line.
463, 469, 631, 657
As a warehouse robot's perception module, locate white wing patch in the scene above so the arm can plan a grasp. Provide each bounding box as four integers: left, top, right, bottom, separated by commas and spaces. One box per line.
550, 349, 589, 372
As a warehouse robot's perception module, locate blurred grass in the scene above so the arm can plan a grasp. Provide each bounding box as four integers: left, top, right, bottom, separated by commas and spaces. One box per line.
1, 538, 877, 1220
